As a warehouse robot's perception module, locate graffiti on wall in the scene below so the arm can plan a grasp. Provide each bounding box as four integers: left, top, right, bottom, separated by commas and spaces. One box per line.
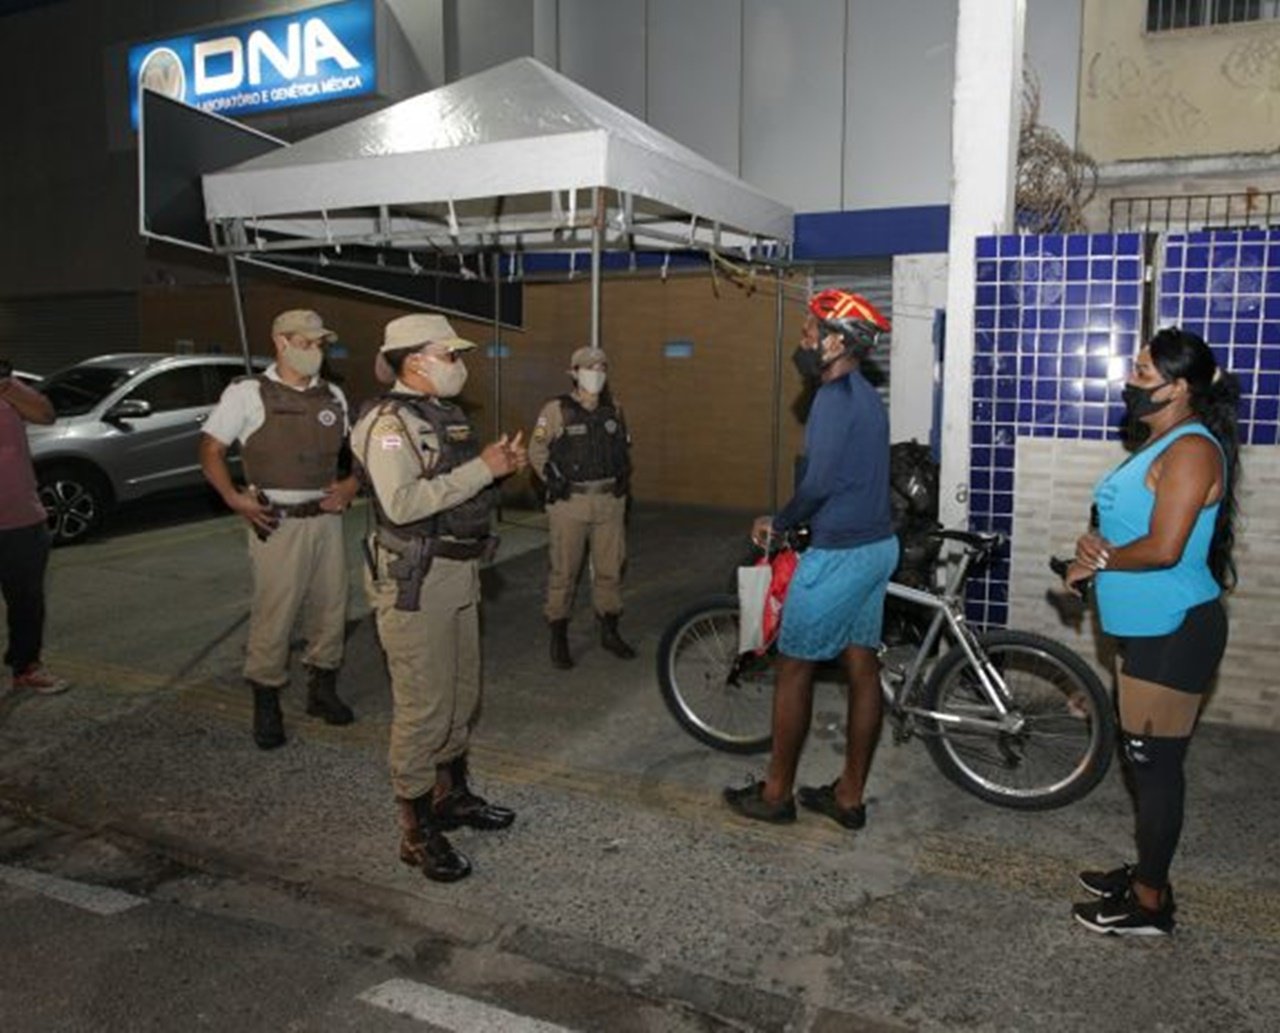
1086, 43, 1207, 147
1222, 34, 1280, 93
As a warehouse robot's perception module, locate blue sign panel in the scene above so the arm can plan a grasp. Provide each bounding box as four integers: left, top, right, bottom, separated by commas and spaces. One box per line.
128, 0, 377, 128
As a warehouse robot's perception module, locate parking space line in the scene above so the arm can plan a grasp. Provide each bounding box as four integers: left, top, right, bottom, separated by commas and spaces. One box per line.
358, 977, 576, 1031
0, 862, 146, 916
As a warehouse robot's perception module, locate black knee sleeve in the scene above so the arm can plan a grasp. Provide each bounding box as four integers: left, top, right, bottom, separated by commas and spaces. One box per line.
1122, 731, 1190, 891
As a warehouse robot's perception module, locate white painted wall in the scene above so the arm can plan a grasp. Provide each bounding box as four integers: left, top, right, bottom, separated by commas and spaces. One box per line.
845, 0, 957, 211
741, 0, 846, 212
453, 0, 534, 79
374, 0, 1083, 216
646, 0, 743, 177
558, 0, 648, 118
1025, 0, 1081, 145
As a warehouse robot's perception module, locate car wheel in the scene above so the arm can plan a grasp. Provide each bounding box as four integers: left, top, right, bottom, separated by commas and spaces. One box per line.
38, 464, 109, 545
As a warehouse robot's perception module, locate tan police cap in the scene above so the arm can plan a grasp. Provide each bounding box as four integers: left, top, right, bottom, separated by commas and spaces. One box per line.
272, 309, 336, 342
570, 346, 608, 368
381, 313, 475, 354
375, 313, 476, 384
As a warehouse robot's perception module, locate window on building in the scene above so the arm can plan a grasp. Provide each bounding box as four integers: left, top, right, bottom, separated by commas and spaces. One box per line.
1148, 0, 1280, 31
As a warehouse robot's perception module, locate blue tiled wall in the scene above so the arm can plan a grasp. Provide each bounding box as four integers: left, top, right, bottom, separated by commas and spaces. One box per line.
1160, 229, 1280, 447
967, 228, 1280, 627
969, 232, 1145, 626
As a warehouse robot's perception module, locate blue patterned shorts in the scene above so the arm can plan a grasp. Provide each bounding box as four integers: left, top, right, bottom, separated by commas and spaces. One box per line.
777, 537, 900, 660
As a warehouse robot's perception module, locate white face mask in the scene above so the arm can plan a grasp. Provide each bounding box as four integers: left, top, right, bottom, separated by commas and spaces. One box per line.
282, 342, 323, 378
576, 368, 607, 395
422, 355, 468, 398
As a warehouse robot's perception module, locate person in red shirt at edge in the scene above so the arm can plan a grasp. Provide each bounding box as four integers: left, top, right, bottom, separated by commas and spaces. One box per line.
0, 366, 69, 694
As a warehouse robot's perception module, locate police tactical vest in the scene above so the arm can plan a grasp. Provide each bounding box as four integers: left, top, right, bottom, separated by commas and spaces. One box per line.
364, 393, 496, 541
240, 376, 344, 491
548, 394, 630, 483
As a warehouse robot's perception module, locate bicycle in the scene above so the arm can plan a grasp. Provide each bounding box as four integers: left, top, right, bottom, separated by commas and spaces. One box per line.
655, 529, 1114, 811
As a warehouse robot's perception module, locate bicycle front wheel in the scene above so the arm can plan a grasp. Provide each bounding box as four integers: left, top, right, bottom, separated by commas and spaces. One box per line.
656, 594, 774, 754
920, 629, 1114, 810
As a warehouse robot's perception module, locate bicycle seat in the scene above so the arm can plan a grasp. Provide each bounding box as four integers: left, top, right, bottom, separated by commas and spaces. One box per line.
927, 528, 1005, 554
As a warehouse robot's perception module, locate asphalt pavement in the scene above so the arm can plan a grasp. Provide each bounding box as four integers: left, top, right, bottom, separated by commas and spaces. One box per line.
1, 499, 1277, 1032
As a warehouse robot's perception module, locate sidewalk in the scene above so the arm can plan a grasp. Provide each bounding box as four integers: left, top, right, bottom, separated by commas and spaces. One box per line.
1, 502, 1277, 1031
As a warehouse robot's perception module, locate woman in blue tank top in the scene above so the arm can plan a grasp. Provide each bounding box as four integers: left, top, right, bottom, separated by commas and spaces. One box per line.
1062, 328, 1240, 937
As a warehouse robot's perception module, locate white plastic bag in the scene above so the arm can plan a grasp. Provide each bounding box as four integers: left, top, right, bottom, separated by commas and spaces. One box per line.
737, 562, 772, 654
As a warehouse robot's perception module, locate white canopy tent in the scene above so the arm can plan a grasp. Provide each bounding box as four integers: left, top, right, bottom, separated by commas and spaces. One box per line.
201, 56, 793, 344
192, 57, 794, 501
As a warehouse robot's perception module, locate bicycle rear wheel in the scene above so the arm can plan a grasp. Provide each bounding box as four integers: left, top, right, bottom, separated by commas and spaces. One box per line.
656, 594, 773, 754
919, 629, 1114, 810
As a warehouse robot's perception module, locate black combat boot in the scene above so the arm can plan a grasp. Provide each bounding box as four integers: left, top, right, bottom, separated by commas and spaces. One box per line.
249, 681, 286, 750
304, 666, 354, 725
433, 754, 516, 831
598, 612, 637, 660
549, 619, 574, 670
396, 796, 471, 883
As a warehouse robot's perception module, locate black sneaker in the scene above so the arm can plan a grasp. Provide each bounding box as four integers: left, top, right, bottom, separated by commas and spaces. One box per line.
1079, 864, 1178, 914
723, 780, 796, 824
797, 782, 867, 830
1078, 863, 1133, 899
1073, 891, 1175, 937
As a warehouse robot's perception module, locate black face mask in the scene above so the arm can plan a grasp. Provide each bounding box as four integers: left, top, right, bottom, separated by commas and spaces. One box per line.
1121, 380, 1172, 420
791, 344, 827, 381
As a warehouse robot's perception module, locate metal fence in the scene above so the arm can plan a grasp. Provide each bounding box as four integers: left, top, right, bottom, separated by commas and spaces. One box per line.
1109, 191, 1280, 233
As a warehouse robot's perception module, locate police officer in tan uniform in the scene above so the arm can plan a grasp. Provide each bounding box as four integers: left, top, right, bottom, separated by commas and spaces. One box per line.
530, 346, 635, 669
352, 313, 525, 883
200, 309, 359, 750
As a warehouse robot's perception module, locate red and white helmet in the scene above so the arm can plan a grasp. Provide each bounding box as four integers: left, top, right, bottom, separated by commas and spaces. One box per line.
808, 289, 890, 353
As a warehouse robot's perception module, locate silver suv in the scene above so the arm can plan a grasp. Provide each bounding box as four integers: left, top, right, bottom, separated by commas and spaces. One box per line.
29, 353, 268, 544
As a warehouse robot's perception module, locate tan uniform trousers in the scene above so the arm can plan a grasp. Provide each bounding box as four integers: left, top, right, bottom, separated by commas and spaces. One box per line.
367, 554, 481, 800
244, 513, 348, 686
544, 491, 627, 622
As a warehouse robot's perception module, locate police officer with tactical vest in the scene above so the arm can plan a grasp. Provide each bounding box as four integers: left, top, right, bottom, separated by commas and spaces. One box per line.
352, 313, 525, 883
200, 309, 360, 750
530, 346, 635, 669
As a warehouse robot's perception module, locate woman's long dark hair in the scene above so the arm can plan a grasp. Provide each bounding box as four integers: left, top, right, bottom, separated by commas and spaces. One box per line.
1148, 327, 1241, 589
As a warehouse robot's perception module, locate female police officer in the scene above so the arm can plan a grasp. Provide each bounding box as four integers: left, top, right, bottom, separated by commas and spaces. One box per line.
353, 313, 526, 883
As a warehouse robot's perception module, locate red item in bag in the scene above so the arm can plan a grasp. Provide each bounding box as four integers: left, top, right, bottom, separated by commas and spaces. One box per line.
759, 548, 799, 650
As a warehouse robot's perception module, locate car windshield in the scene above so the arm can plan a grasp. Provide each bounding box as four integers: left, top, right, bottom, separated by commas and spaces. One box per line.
41, 367, 134, 417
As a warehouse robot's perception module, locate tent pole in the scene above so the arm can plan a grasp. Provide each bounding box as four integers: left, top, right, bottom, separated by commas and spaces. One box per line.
492, 252, 503, 522
771, 268, 784, 511
226, 256, 253, 374
590, 188, 602, 348
492, 253, 502, 440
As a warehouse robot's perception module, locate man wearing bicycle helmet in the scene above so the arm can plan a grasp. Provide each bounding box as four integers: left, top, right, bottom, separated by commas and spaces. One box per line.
724, 289, 898, 832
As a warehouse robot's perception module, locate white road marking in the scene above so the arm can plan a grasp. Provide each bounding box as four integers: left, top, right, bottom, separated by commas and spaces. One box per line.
0, 862, 146, 916
359, 978, 578, 1032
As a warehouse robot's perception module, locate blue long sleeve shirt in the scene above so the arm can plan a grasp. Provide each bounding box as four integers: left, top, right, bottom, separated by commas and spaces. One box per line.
773, 369, 893, 549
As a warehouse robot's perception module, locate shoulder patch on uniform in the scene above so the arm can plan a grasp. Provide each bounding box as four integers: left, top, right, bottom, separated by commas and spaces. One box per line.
372, 415, 402, 435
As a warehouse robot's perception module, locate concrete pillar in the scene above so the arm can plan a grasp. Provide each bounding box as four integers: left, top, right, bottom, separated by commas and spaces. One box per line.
939, 0, 1025, 531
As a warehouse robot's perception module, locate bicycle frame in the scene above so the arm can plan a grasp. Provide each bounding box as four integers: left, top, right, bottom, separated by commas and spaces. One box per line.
881, 546, 1020, 733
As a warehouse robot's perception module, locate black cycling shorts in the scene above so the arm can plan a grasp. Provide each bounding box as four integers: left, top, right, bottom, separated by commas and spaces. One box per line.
1117, 598, 1228, 695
